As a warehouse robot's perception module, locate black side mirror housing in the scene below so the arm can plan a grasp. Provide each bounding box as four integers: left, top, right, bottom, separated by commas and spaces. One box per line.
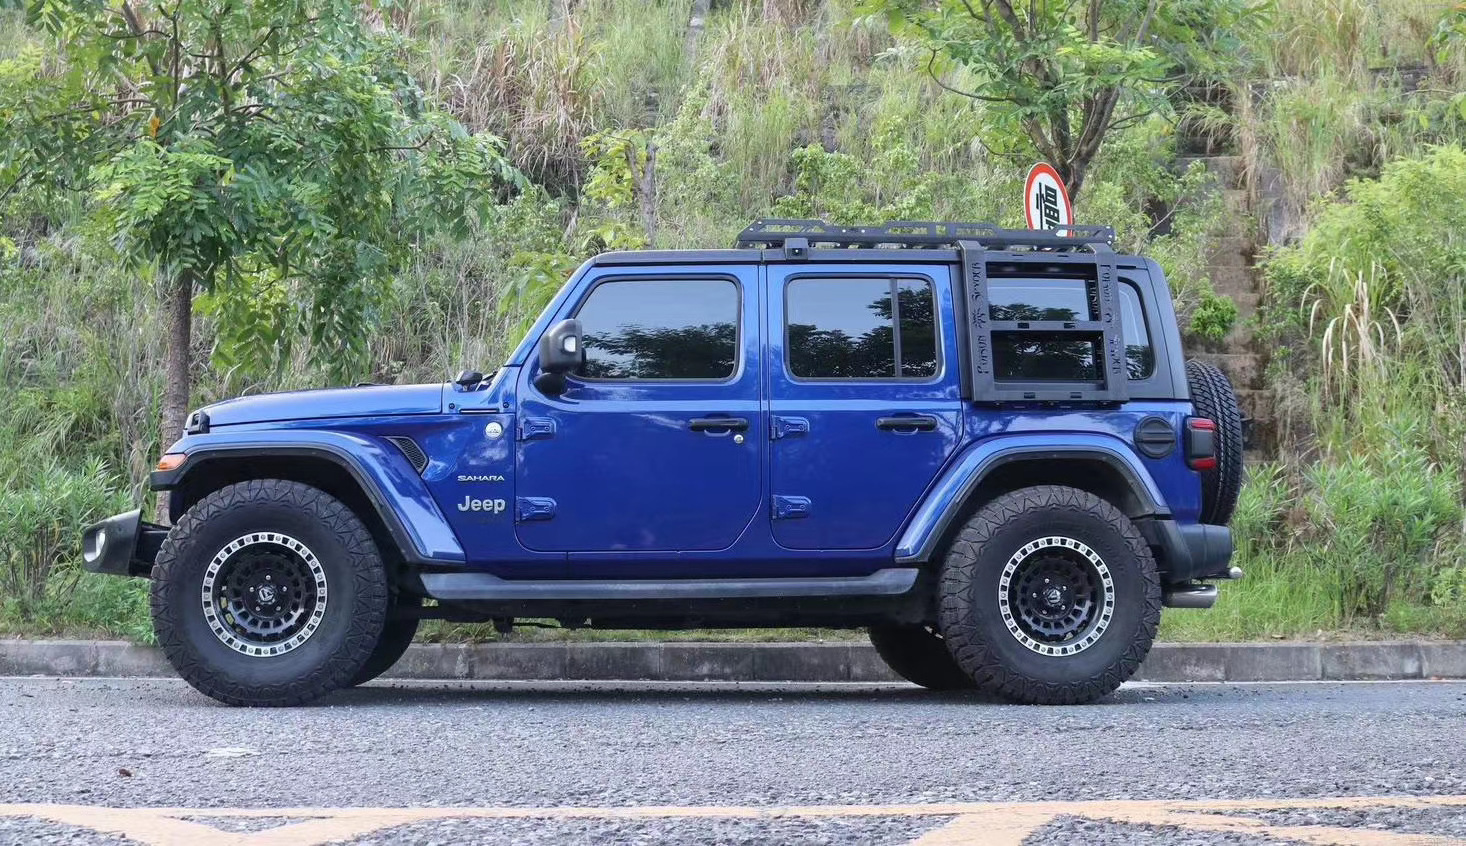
453, 370, 484, 390
534, 318, 583, 396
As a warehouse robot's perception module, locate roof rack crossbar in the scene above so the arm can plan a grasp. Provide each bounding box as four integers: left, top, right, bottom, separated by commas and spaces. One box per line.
735, 219, 1115, 251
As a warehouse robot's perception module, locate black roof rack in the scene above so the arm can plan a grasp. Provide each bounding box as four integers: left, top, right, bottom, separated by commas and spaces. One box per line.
734, 219, 1115, 252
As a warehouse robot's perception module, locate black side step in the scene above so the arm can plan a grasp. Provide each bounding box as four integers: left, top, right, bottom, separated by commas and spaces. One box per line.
421, 568, 920, 602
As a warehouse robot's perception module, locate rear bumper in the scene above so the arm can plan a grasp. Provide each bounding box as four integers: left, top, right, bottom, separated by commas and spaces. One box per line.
81, 510, 167, 578
1140, 518, 1234, 584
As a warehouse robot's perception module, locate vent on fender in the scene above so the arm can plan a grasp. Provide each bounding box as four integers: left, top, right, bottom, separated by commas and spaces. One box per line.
385, 436, 429, 474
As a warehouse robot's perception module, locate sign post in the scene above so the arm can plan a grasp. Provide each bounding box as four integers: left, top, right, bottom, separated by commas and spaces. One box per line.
1024, 163, 1073, 232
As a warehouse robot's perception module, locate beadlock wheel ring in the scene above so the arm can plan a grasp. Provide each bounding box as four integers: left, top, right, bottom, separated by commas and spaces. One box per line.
997, 536, 1115, 656
200, 532, 329, 657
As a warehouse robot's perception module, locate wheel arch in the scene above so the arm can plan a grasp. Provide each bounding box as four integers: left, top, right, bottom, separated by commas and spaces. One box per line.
896, 436, 1168, 565
156, 438, 465, 568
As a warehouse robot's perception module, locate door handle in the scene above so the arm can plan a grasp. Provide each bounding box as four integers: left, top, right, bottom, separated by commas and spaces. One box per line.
876, 415, 939, 432
689, 417, 750, 433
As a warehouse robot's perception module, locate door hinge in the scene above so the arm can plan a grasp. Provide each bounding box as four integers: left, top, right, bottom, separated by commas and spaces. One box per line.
772, 495, 812, 520
770, 416, 810, 440
518, 417, 556, 441
516, 497, 557, 522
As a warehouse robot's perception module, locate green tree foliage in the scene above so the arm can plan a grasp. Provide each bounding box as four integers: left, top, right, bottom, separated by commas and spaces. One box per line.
859, 0, 1262, 198
2, 0, 521, 451
579, 129, 658, 249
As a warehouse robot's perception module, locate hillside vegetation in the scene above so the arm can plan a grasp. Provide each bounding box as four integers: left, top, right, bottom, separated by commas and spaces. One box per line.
2, 0, 1465, 642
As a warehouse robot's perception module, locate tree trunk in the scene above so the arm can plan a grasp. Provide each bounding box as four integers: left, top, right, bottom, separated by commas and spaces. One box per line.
684, 0, 710, 68
1065, 163, 1087, 203
635, 141, 658, 247
155, 272, 194, 524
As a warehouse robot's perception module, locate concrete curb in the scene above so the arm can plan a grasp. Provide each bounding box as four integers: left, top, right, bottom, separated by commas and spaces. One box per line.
4, 639, 1466, 683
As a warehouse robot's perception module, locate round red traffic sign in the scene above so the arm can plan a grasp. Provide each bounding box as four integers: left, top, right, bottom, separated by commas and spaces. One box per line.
1024, 163, 1073, 231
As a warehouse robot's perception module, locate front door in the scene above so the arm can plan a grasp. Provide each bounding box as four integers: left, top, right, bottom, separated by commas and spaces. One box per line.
765, 266, 963, 550
515, 268, 764, 553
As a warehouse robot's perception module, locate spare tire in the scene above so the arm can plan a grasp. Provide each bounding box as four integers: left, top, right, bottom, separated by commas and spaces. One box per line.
1186, 359, 1243, 525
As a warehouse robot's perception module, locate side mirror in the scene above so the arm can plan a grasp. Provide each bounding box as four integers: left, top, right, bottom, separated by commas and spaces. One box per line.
534, 318, 583, 396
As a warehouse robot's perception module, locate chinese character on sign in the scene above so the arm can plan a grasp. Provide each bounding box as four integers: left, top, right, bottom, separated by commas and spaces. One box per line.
1035, 183, 1062, 229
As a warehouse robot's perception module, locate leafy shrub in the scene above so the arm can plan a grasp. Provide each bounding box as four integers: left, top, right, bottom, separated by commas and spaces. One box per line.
0, 461, 130, 619
1190, 290, 1240, 343
1297, 447, 1460, 618
1264, 145, 1466, 462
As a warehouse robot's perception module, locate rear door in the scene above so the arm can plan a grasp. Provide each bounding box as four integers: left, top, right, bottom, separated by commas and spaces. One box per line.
764, 265, 963, 550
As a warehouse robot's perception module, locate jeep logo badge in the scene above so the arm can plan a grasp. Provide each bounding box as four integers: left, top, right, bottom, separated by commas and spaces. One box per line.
457, 496, 507, 514
484, 421, 504, 440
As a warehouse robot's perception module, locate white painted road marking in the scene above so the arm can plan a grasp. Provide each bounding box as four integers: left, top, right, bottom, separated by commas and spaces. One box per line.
3, 795, 1466, 846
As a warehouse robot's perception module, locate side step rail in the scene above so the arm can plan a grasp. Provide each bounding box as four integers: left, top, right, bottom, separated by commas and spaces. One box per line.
421, 568, 920, 602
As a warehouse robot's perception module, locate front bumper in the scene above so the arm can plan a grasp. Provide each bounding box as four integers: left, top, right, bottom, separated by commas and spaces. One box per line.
81, 510, 168, 578
1140, 518, 1234, 584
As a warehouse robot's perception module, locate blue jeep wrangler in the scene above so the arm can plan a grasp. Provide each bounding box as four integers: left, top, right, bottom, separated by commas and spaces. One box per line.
83, 220, 1242, 707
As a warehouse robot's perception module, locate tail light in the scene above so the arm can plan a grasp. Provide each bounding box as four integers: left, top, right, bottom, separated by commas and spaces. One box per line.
1185, 417, 1217, 471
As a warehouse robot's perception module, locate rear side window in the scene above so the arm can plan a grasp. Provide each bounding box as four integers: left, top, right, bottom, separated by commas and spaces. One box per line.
574, 278, 739, 380
785, 277, 939, 379
988, 279, 1152, 381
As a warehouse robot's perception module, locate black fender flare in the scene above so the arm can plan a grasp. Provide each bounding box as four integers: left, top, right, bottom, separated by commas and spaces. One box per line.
152, 435, 464, 565
895, 435, 1169, 564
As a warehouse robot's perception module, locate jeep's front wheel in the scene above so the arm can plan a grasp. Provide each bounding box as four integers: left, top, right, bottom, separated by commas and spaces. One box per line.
938, 486, 1160, 705
150, 480, 389, 707
349, 593, 422, 686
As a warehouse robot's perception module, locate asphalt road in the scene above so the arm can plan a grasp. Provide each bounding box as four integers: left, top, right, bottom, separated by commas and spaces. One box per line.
0, 677, 1464, 845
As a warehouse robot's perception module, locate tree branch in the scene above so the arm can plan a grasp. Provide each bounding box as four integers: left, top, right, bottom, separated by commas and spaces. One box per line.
118, 1, 163, 79
100, 28, 172, 40
367, 133, 437, 155
988, 0, 1026, 39
925, 49, 1018, 104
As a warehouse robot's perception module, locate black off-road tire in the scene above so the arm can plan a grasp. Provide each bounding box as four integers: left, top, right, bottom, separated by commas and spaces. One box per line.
150, 479, 389, 707
938, 486, 1161, 705
349, 593, 422, 686
1186, 359, 1244, 526
868, 625, 976, 691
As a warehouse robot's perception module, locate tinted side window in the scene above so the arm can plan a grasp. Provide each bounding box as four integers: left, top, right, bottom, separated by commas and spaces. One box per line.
574, 279, 739, 380
990, 279, 1093, 321
1118, 282, 1154, 379
786, 278, 938, 379
987, 278, 1153, 381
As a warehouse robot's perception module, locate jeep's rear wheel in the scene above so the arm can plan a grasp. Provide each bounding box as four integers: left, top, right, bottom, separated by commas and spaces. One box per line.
868, 625, 975, 691
938, 486, 1161, 705
350, 593, 422, 686
1186, 359, 1244, 525
150, 479, 388, 707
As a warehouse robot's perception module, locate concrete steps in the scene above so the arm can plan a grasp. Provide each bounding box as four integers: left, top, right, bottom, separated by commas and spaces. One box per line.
1194, 352, 1262, 389
1181, 149, 1274, 457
